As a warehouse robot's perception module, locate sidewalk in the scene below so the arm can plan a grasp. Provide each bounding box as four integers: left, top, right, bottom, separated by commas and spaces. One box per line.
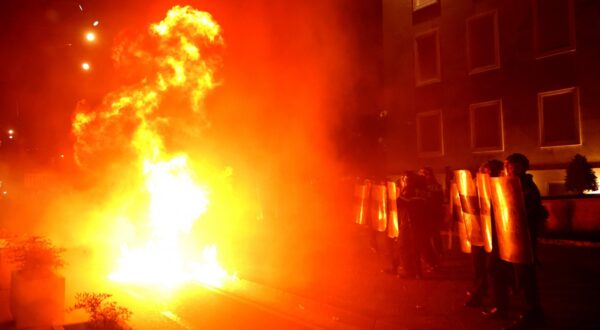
235, 225, 600, 330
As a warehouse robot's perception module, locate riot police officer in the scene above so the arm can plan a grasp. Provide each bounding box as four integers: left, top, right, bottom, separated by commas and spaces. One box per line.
502, 153, 546, 329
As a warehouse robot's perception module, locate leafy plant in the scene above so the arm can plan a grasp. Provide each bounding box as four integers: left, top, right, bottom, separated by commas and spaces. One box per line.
8, 236, 65, 272
565, 154, 598, 194
69, 292, 132, 330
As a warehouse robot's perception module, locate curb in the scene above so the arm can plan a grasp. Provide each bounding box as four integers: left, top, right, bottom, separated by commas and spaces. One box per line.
539, 238, 600, 248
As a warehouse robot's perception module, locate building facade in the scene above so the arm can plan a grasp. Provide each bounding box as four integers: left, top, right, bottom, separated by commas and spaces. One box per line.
383, 0, 600, 195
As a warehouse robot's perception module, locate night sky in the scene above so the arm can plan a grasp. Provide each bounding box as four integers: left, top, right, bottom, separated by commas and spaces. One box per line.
0, 0, 132, 159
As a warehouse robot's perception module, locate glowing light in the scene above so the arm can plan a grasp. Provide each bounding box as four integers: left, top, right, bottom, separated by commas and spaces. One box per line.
7, 129, 13, 135
60, 154, 65, 158
8, 136, 13, 140
81, 62, 90, 71
93, 20, 100, 27
85, 32, 96, 42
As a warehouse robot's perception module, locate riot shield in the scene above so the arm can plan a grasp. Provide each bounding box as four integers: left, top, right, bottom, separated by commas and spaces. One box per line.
451, 182, 471, 253
370, 183, 388, 232
476, 173, 493, 253
354, 181, 370, 225
454, 170, 484, 247
386, 181, 399, 238
490, 176, 534, 264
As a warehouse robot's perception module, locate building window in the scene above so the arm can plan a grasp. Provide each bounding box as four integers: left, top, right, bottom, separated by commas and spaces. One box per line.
533, 0, 576, 59
413, 0, 438, 11
417, 110, 444, 156
538, 87, 581, 148
414, 29, 441, 86
466, 11, 500, 74
470, 100, 504, 152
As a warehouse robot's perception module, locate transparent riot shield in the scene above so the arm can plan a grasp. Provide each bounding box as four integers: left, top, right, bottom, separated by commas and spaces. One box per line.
451, 182, 471, 253
476, 173, 493, 253
370, 183, 387, 232
354, 181, 370, 225
386, 181, 399, 238
454, 170, 484, 247
490, 176, 534, 264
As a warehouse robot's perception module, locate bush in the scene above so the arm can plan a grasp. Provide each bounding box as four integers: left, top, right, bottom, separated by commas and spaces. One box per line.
565, 154, 598, 195
69, 292, 132, 330
8, 236, 65, 272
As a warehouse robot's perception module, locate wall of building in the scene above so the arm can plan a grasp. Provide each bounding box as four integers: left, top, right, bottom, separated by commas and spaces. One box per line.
383, 0, 600, 178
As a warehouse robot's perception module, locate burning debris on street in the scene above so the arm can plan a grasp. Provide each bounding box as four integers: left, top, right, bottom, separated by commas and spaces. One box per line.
72, 5, 234, 289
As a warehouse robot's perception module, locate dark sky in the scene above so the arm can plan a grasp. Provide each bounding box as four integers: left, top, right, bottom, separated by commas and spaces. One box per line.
0, 1, 185, 153
0, 0, 120, 156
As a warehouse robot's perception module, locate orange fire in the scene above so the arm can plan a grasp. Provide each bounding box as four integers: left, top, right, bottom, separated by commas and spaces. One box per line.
72, 6, 234, 288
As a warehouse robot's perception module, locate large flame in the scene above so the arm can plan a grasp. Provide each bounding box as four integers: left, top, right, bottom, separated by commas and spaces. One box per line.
72, 6, 234, 288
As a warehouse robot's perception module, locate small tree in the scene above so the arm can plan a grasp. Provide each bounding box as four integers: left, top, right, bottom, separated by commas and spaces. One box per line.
565, 154, 598, 195
69, 293, 132, 330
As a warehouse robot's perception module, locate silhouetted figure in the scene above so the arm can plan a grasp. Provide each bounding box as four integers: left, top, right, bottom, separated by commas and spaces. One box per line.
503, 153, 547, 329
444, 165, 453, 203
419, 166, 444, 264
396, 171, 433, 279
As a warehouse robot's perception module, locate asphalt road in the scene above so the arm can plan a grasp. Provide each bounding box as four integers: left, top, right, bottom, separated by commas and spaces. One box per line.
113, 284, 314, 330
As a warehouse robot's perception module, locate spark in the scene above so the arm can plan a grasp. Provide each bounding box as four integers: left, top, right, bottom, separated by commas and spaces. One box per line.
93, 20, 100, 27
81, 62, 91, 71
85, 32, 96, 42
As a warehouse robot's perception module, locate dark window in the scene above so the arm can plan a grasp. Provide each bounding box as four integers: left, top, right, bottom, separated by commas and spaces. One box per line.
413, 0, 438, 11
414, 30, 440, 86
539, 88, 581, 147
534, 0, 575, 58
470, 101, 503, 151
467, 11, 500, 74
417, 111, 443, 155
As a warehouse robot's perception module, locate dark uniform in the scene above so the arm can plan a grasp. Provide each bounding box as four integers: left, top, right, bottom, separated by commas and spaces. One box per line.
511, 174, 545, 321
396, 172, 430, 278
424, 180, 444, 260
419, 167, 444, 267
502, 154, 547, 329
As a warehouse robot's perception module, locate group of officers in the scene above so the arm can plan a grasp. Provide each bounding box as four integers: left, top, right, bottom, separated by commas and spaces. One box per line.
354, 153, 547, 330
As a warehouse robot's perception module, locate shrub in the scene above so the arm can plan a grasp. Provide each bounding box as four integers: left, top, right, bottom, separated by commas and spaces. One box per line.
565, 154, 598, 195
69, 292, 132, 330
8, 236, 65, 272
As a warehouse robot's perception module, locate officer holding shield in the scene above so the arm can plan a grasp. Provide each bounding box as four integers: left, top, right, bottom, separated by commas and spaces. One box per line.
502, 153, 546, 329
480, 160, 511, 320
